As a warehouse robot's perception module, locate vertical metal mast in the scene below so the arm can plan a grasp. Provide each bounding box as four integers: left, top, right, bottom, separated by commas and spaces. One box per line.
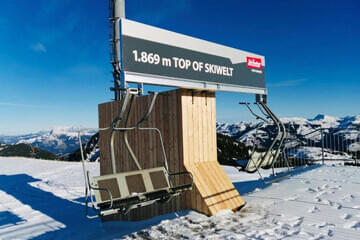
110, 0, 125, 100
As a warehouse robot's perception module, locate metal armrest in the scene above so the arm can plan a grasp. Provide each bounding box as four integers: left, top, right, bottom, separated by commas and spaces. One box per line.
86, 171, 113, 213
168, 171, 194, 189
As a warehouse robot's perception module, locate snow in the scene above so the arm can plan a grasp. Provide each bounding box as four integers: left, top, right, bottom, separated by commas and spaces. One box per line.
287, 146, 353, 161
216, 122, 249, 137
281, 117, 309, 125
239, 129, 268, 145
336, 129, 360, 141
349, 142, 360, 152
309, 114, 340, 129
296, 124, 315, 136
1, 157, 360, 239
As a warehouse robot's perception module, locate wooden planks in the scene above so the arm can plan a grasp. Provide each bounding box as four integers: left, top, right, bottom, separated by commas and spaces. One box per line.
98, 89, 244, 221
179, 90, 245, 215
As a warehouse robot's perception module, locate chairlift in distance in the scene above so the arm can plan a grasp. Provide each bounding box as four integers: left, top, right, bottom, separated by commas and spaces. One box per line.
230, 94, 291, 183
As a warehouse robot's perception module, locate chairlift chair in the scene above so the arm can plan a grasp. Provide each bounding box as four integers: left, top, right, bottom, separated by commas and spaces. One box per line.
79, 89, 193, 218
234, 95, 290, 179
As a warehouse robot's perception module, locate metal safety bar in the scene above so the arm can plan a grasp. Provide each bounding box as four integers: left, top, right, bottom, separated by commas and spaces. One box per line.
257, 102, 282, 169
110, 88, 138, 172
255, 102, 271, 120
168, 171, 194, 189
110, 90, 164, 171
259, 102, 290, 174
239, 102, 269, 123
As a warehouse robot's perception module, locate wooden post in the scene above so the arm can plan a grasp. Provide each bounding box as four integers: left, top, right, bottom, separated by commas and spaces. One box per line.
98, 89, 245, 221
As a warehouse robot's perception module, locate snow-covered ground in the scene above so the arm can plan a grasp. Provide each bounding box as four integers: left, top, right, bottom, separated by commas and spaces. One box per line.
285, 146, 353, 161
1, 157, 360, 239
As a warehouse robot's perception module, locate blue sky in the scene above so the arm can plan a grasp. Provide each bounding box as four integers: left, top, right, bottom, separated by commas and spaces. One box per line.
0, 0, 359, 134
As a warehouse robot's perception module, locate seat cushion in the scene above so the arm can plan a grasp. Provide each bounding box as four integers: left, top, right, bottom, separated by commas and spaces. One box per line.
126, 174, 146, 194
150, 170, 169, 190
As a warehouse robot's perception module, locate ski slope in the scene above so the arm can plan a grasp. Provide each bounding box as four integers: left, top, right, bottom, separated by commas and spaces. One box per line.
0, 157, 360, 239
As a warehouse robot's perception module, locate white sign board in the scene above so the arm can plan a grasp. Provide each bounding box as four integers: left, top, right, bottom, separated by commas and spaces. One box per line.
120, 19, 266, 94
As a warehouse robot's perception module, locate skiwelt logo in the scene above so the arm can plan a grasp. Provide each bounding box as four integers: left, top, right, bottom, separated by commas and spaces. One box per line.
246, 57, 262, 69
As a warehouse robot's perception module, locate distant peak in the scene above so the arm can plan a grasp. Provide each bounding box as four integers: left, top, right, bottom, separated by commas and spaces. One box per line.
49, 126, 78, 135
309, 114, 339, 122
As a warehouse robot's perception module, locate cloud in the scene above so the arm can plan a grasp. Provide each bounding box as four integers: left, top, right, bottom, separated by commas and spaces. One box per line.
268, 78, 307, 87
31, 43, 47, 53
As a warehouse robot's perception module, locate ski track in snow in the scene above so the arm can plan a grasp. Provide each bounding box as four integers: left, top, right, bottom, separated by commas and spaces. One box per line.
1, 157, 360, 239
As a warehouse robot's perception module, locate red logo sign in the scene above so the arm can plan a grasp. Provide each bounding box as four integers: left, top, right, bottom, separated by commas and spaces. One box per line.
246, 57, 262, 69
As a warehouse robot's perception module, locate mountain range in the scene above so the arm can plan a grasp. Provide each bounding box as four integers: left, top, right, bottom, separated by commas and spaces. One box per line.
217, 114, 360, 152
0, 127, 96, 156
0, 114, 359, 161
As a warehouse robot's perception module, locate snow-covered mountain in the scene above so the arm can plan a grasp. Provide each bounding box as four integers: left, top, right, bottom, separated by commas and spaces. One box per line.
216, 114, 360, 165
0, 127, 96, 156
0, 114, 359, 159
218, 114, 359, 139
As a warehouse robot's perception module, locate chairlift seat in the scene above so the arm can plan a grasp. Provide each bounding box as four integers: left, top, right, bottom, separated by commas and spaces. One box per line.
236, 151, 278, 173
243, 151, 265, 172
259, 150, 278, 169
81, 91, 193, 218
92, 166, 192, 214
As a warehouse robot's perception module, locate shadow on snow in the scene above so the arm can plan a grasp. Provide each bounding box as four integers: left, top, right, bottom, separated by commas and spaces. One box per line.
0, 173, 190, 239
233, 164, 322, 195
0, 165, 322, 239
0, 211, 25, 228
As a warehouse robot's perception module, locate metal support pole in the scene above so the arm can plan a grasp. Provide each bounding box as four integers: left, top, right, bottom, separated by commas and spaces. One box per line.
110, 0, 126, 100
321, 129, 325, 164
357, 135, 359, 165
